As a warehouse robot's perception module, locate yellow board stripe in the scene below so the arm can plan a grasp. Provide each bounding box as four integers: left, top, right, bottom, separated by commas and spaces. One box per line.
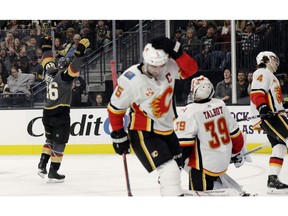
0, 143, 269, 155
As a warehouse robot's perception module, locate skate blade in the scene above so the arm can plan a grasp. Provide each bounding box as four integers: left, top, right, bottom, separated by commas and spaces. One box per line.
38, 169, 47, 179
47, 178, 65, 183
267, 188, 288, 194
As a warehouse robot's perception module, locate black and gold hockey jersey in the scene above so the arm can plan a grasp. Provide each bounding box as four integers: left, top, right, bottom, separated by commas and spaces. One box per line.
42, 51, 83, 116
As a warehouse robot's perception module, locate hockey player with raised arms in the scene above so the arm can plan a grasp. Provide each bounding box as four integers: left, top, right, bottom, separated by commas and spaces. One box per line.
107, 36, 198, 196
174, 75, 250, 195
37, 36, 90, 183
250, 51, 288, 194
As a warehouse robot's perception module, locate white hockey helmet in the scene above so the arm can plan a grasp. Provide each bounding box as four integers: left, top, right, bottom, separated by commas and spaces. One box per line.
142, 43, 169, 66
191, 75, 214, 101
256, 51, 279, 66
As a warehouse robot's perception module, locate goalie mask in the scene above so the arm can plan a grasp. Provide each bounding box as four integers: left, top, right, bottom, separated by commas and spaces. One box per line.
256, 51, 279, 72
191, 75, 214, 101
142, 43, 168, 78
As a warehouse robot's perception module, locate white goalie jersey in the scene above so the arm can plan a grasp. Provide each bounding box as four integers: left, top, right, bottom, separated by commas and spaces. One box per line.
174, 98, 244, 176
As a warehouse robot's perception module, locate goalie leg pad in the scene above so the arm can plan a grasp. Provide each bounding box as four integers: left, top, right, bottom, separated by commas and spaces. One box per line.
157, 159, 183, 196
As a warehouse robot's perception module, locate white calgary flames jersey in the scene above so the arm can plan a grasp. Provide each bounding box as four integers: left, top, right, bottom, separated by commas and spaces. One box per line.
250, 67, 286, 126
174, 98, 243, 176
109, 59, 180, 134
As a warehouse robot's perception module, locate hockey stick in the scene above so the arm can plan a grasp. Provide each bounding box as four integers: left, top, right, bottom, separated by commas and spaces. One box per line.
110, 60, 133, 197
184, 188, 240, 196
243, 145, 265, 156
236, 109, 288, 122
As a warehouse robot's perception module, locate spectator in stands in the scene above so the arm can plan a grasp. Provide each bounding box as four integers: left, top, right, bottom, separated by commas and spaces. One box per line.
173, 28, 185, 45
71, 76, 87, 107
35, 48, 42, 63
247, 71, 253, 95
0, 48, 10, 72
237, 22, 260, 70
218, 20, 231, 35
214, 68, 232, 105
195, 24, 220, 70
182, 28, 201, 57
93, 93, 106, 107
54, 37, 65, 59
62, 27, 76, 47
95, 20, 111, 50
79, 23, 96, 51
26, 36, 40, 59
0, 76, 9, 94
187, 20, 202, 33
13, 37, 22, 55
58, 34, 82, 60
197, 20, 209, 39
236, 20, 248, 33
215, 26, 238, 70
236, 70, 249, 104
29, 54, 43, 82
14, 56, 29, 74
0, 57, 9, 83
6, 66, 35, 97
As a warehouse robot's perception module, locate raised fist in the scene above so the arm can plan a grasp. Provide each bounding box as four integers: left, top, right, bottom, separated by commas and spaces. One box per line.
74, 38, 90, 57
41, 36, 52, 52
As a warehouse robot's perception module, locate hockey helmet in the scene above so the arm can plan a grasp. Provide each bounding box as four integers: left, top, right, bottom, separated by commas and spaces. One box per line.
57, 57, 71, 70
191, 75, 214, 101
142, 43, 168, 66
256, 51, 279, 66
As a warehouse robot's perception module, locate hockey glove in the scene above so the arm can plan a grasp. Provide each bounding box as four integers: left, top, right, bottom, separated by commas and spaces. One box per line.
111, 129, 131, 155
151, 37, 183, 60
231, 153, 244, 168
258, 104, 275, 120
74, 38, 90, 57
41, 36, 52, 52
283, 101, 288, 109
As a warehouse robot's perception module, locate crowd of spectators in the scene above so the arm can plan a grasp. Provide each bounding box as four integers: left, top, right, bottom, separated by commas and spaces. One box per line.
0, 20, 138, 107
0, 20, 287, 107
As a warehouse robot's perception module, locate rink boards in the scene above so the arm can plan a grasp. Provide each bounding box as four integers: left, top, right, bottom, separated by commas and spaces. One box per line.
0, 106, 271, 155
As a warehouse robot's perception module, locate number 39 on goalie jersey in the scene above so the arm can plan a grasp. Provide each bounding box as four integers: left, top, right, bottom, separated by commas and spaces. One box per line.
174, 98, 244, 176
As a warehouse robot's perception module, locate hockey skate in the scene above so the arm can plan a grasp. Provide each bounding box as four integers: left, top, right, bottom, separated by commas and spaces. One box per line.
267, 175, 288, 194
47, 168, 65, 183
38, 158, 48, 178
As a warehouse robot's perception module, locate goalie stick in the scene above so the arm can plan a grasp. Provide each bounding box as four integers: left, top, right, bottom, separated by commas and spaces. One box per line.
110, 60, 133, 197
236, 109, 288, 122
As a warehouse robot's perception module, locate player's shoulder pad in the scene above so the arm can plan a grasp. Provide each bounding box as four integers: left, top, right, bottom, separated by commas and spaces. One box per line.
123, 71, 136, 80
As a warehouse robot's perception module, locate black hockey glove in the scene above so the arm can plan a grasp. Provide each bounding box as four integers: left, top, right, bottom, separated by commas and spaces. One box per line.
151, 37, 183, 60
111, 129, 131, 155
74, 38, 90, 57
283, 101, 288, 109
258, 104, 275, 120
231, 153, 244, 168
41, 36, 52, 52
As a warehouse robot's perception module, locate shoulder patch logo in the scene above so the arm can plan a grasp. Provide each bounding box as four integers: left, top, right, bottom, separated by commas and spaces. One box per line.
124, 71, 135, 80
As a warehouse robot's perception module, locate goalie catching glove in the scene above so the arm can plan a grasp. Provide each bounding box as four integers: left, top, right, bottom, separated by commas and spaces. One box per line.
151, 37, 183, 60
74, 38, 90, 57
111, 129, 131, 155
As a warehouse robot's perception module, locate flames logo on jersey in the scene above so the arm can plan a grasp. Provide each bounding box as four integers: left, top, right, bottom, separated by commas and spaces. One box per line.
274, 85, 282, 103
150, 86, 173, 118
